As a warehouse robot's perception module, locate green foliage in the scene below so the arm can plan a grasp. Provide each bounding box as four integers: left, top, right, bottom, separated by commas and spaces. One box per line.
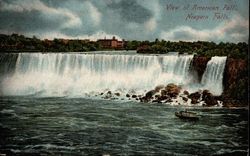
0, 34, 248, 59
135, 40, 248, 59
0, 34, 102, 52
125, 40, 142, 50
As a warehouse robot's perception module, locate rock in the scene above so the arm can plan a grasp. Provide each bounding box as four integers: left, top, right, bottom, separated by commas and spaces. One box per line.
140, 90, 156, 103
154, 85, 165, 92
165, 99, 173, 103
152, 99, 158, 103
222, 58, 248, 107
160, 89, 167, 96
222, 99, 246, 108
154, 94, 160, 99
188, 92, 201, 104
140, 97, 149, 103
183, 90, 189, 96
126, 94, 130, 98
114, 92, 120, 96
136, 98, 139, 100
132, 95, 137, 98
190, 57, 248, 107
191, 56, 211, 81
100, 92, 104, 95
158, 95, 169, 101
202, 90, 210, 97
201, 90, 218, 106
165, 83, 181, 98
104, 95, 111, 99
145, 90, 156, 99
182, 97, 188, 102
152, 99, 162, 103
104, 91, 113, 99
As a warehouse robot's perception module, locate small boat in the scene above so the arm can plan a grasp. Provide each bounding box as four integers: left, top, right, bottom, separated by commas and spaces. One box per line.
175, 110, 199, 120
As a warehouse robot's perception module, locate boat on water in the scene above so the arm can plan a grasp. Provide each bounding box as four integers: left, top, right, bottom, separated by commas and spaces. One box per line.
175, 110, 199, 120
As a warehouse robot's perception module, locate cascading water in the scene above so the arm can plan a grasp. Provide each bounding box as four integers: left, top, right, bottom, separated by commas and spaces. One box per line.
0, 53, 194, 97
201, 56, 227, 95
0, 53, 227, 98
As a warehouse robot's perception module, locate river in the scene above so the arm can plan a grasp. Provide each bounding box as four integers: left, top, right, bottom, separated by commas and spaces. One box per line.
0, 52, 248, 155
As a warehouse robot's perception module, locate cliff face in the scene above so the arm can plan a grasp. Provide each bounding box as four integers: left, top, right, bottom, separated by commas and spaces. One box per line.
191, 56, 211, 81
222, 58, 248, 106
192, 56, 248, 107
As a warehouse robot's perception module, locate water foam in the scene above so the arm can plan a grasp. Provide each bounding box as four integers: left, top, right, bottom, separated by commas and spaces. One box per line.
0, 53, 227, 97
201, 56, 227, 95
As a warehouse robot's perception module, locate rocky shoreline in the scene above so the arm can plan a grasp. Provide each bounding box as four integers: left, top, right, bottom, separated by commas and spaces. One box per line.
99, 82, 246, 108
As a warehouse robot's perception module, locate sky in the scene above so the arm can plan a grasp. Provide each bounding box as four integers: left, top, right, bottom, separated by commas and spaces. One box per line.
0, 0, 249, 42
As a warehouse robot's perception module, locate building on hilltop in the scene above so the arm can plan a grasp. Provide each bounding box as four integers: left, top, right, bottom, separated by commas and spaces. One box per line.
97, 36, 125, 49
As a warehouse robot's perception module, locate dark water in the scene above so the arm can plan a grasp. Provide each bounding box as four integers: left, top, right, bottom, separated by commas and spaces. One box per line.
0, 97, 248, 156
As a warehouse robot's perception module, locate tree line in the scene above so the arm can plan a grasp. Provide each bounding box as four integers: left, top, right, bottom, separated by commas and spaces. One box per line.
0, 34, 100, 52
134, 39, 248, 59
0, 34, 248, 59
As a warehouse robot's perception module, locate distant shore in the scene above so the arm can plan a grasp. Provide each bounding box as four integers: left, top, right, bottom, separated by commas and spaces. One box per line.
0, 33, 248, 59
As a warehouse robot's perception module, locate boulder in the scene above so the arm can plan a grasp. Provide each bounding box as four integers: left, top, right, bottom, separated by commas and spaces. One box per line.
183, 90, 189, 96
164, 98, 173, 103
154, 94, 160, 99
140, 90, 156, 103
140, 97, 149, 103
126, 94, 130, 98
132, 95, 137, 98
114, 92, 120, 96
145, 90, 156, 99
103, 91, 113, 99
158, 95, 169, 101
165, 83, 181, 98
160, 89, 167, 96
182, 97, 188, 102
202, 90, 218, 106
188, 92, 201, 104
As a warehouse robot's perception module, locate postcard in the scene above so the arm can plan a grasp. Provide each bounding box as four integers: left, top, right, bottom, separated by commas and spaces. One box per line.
0, 0, 248, 155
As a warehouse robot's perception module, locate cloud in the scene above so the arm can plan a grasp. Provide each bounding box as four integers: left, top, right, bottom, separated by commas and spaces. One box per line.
0, 0, 248, 42
139, 0, 161, 32
107, 0, 152, 23
84, 1, 101, 26
160, 15, 249, 42
145, 18, 157, 31
0, 0, 81, 28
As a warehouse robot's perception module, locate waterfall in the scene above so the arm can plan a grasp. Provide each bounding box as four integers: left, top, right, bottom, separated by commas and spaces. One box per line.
0, 53, 227, 97
0, 53, 194, 96
201, 56, 227, 95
